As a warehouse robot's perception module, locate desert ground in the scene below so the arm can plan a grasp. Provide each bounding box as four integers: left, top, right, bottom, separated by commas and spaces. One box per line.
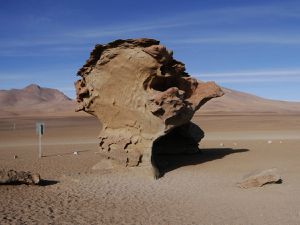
0, 114, 300, 225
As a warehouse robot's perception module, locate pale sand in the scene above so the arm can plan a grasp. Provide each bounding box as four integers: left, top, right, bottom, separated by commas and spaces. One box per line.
0, 114, 300, 225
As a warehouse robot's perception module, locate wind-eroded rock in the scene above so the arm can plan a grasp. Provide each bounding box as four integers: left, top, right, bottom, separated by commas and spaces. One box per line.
0, 169, 40, 185
238, 168, 282, 188
75, 38, 223, 176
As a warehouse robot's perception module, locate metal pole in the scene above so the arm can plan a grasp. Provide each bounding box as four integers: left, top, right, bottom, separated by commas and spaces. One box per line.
39, 132, 42, 158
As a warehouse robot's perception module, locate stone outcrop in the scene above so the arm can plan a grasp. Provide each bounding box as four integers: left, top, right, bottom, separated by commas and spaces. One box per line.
238, 168, 282, 188
0, 169, 40, 185
75, 38, 223, 177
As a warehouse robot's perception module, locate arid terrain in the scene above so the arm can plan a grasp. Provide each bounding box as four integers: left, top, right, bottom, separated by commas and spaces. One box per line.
1, 113, 300, 225
0, 84, 81, 117
1, 84, 300, 224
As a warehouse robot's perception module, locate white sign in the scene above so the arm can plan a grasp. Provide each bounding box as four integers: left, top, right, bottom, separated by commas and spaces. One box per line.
36, 122, 45, 158
36, 122, 45, 135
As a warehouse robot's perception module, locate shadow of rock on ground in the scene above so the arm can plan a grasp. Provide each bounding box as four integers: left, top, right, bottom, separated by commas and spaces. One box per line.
155, 148, 249, 178
38, 179, 59, 186
0, 179, 59, 186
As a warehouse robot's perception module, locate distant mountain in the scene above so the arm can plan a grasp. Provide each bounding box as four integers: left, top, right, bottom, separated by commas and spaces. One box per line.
0, 84, 300, 118
0, 84, 79, 117
201, 87, 300, 114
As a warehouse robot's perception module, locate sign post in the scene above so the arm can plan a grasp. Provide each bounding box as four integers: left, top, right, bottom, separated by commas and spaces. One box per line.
36, 122, 45, 158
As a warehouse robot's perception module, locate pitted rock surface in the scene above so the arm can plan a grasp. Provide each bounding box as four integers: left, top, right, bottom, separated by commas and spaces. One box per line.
75, 38, 224, 174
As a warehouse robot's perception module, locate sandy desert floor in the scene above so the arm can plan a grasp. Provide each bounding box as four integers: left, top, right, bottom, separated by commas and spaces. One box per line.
0, 114, 300, 225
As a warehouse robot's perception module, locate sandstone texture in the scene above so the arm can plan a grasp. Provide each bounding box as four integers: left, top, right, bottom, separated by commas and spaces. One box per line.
0, 169, 40, 185
75, 38, 223, 175
238, 168, 282, 188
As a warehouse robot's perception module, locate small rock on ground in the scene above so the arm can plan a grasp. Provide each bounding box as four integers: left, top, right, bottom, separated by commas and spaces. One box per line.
238, 168, 282, 188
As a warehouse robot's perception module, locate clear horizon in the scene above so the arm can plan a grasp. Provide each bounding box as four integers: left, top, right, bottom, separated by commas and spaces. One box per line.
1, 0, 300, 101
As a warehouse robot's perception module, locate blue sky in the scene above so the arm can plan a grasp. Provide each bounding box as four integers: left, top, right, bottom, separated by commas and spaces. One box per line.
0, 0, 300, 101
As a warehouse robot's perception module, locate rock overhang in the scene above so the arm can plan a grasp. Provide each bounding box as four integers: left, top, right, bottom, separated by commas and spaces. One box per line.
75, 38, 224, 177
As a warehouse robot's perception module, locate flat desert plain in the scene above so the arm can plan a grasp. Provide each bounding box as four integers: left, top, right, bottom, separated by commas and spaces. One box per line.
0, 114, 300, 225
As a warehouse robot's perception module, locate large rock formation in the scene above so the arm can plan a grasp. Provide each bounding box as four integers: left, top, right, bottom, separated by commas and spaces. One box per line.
75, 38, 223, 177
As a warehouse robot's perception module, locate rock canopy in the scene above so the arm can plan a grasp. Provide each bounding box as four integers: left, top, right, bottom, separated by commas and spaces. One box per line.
75, 38, 223, 176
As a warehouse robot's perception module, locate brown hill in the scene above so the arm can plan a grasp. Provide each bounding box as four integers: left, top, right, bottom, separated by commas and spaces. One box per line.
1, 84, 300, 118
201, 87, 300, 114
0, 84, 79, 117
